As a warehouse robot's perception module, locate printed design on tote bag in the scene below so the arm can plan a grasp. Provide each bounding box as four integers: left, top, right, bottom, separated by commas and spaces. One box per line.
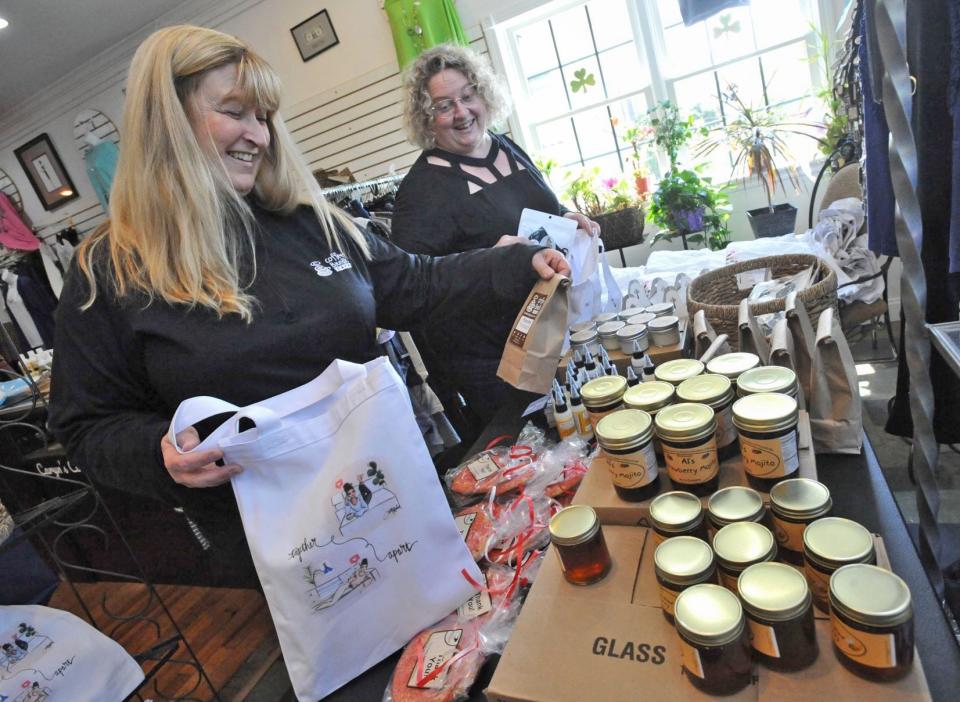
0, 624, 52, 677
332, 461, 400, 536
12, 680, 51, 702
306, 551, 381, 612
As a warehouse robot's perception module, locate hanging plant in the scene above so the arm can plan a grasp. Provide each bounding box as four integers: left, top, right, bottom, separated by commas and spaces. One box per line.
570, 67, 596, 94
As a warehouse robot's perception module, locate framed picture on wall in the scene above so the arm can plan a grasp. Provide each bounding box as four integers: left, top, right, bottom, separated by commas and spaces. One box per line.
13, 133, 79, 211
291, 9, 339, 62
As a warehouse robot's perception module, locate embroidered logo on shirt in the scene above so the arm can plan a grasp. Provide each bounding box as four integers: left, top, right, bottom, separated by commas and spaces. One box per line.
310, 253, 352, 278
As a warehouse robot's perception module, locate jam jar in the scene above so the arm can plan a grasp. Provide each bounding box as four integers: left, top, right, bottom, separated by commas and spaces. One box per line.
712, 521, 777, 592
829, 564, 914, 681
677, 373, 738, 461
594, 409, 661, 502
736, 365, 799, 399
705, 352, 760, 382
654, 536, 716, 623
732, 392, 800, 491
655, 403, 719, 496
581, 375, 628, 424
623, 380, 675, 455
769, 478, 832, 566
649, 491, 708, 545
738, 562, 818, 670
803, 517, 876, 611
549, 505, 611, 585
673, 584, 753, 695
706, 486, 765, 539
654, 358, 705, 386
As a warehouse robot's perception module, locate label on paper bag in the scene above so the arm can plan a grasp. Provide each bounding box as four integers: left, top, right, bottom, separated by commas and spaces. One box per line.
455, 512, 477, 541
466, 453, 500, 481
407, 629, 463, 689
831, 616, 898, 668
509, 293, 548, 347
679, 638, 705, 679
772, 514, 806, 552
747, 620, 781, 658
663, 437, 719, 484
658, 584, 680, 615
604, 442, 659, 489
740, 432, 799, 478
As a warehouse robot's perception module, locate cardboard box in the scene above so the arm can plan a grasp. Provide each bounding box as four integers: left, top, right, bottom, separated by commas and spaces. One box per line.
556, 323, 689, 381
572, 411, 817, 527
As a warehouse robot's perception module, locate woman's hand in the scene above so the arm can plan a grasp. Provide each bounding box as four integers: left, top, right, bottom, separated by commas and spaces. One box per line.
563, 211, 601, 236
531, 248, 571, 280
160, 426, 242, 488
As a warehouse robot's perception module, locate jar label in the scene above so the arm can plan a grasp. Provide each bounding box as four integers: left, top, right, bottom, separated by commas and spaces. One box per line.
772, 514, 806, 552
587, 407, 619, 424
804, 562, 832, 605
573, 409, 593, 438
718, 569, 740, 592
557, 414, 577, 440
716, 404, 738, 447
747, 619, 781, 658
406, 628, 463, 689
831, 615, 898, 669
678, 638, 705, 679
739, 431, 799, 478
455, 512, 477, 541
466, 453, 501, 481
663, 437, 719, 485
658, 584, 679, 615
604, 442, 659, 489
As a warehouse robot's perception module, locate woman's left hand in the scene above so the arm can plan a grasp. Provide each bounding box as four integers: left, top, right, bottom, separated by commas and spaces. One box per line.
531, 248, 571, 280
563, 211, 601, 236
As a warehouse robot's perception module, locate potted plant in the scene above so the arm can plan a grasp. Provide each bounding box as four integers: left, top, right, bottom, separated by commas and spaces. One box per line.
562, 167, 646, 252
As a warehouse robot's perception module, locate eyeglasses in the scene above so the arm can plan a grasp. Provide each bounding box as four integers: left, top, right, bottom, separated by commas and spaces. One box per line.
429, 84, 480, 117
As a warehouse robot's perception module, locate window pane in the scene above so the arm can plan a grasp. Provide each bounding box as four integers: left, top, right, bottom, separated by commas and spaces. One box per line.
656, 0, 683, 28
563, 56, 605, 109
762, 41, 815, 107
551, 5, 594, 65
588, 0, 633, 51
515, 21, 558, 79
750, 0, 812, 51
535, 119, 581, 167
705, 8, 756, 64
663, 23, 712, 78
572, 106, 618, 161
673, 71, 721, 125
527, 68, 570, 120
582, 152, 624, 178
599, 44, 646, 97
715, 55, 765, 110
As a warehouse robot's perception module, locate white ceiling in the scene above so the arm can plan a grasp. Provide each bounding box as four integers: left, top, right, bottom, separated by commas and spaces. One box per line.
0, 0, 187, 111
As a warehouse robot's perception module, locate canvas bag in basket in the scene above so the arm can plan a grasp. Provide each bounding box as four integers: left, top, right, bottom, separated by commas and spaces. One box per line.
498, 275, 570, 394
168, 358, 481, 701
809, 307, 863, 454
694, 309, 730, 360
0, 605, 144, 702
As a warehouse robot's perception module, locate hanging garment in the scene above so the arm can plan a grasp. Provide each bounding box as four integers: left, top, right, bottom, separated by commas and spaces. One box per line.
16, 270, 57, 348
949, 0, 960, 272
84, 140, 120, 212
3, 273, 43, 348
0, 193, 39, 252
383, 0, 468, 69
38, 243, 64, 297
51, 238, 76, 269
677, 0, 749, 26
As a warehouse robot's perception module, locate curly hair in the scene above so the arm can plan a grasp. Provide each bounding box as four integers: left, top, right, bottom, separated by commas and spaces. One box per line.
402, 44, 511, 150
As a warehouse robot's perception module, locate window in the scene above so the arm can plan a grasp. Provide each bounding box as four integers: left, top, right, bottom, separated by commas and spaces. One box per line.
496, 0, 825, 182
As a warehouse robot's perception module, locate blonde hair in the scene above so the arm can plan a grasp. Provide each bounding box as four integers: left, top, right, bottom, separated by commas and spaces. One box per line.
402, 44, 511, 150
78, 24, 365, 321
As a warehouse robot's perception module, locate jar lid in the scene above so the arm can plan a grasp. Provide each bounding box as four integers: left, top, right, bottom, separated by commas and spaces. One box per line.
655, 536, 714, 583
677, 373, 733, 405
549, 505, 600, 546
617, 309, 640, 321
706, 352, 760, 378
598, 320, 626, 337
654, 402, 716, 442
616, 323, 647, 340
595, 409, 654, 450
829, 564, 913, 628
738, 562, 811, 621
627, 312, 656, 326
649, 491, 704, 530
593, 312, 619, 324
736, 366, 798, 396
674, 584, 744, 647
647, 315, 680, 331
569, 320, 598, 335
732, 392, 799, 433
623, 380, 676, 411
707, 486, 764, 524
654, 359, 705, 385
570, 329, 599, 345
581, 376, 628, 406
803, 517, 874, 566
646, 302, 675, 316
713, 522, 777, 567
769, 478, 832, 519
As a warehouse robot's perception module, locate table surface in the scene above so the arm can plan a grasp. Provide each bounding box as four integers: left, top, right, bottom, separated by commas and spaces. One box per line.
320, 399, 959, 702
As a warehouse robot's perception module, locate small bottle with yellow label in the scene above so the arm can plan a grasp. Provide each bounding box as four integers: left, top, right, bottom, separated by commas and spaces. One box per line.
595, 409, 661, 501
732, 392, 800, 491
649, 491, 708, 545
712, 521, 777, 592
802, 517, 876, 611
655, 403, 719, 496
548, 505, 611, 586
769, 478, 832, 566
654, 536, 716, 624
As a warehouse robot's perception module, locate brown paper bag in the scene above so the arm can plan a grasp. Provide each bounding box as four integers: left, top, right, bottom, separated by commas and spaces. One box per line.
786, 291, 816, 406
738, 298, 771, 363
694, 309, 730, 359
809, 307, 863, 454
770, 317, 805, 409
698, 334, 731, 364
497, 275, 570, 393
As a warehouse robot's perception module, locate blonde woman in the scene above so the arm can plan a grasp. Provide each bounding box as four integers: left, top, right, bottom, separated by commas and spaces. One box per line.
49, 26, 567, 581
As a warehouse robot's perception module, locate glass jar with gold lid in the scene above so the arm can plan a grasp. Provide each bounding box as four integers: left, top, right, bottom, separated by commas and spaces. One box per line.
649, 491, 708, 545
705, 352, 760, 381
654, 358, 705, 386
712, 521, 777, 591
677, 373, 738, 460
706, 486, 765, 538
549, 505, 611, 585
595, 410, 661, 502
655, 403, 719, 496
736, 366, 799, 398
738, 562, 818, 670
673, 584, 753, 695
769, 478, 832, 565
581, 375, 628, 423
802, 517, 876, 611
623, 381, 675, 455
829, 564, 914, 681
732, 392, 800, 491
654, 536, 716, 623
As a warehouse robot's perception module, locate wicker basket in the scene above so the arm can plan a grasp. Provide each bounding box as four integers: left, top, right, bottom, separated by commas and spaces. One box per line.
686, 254, 838, 350
596, 206, 645, 251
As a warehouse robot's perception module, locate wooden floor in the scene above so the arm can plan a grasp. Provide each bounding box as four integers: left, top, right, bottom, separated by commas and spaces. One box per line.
49, 581, 284, 701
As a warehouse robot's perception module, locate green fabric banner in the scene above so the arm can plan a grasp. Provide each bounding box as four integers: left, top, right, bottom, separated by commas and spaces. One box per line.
384, 0, 469, 69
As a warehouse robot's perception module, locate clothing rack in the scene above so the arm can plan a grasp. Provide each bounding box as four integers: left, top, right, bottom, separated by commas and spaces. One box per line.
320, 172, 406, 198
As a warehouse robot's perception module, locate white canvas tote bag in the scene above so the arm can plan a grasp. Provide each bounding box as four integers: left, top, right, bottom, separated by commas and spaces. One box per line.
168, 357, 481, 700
